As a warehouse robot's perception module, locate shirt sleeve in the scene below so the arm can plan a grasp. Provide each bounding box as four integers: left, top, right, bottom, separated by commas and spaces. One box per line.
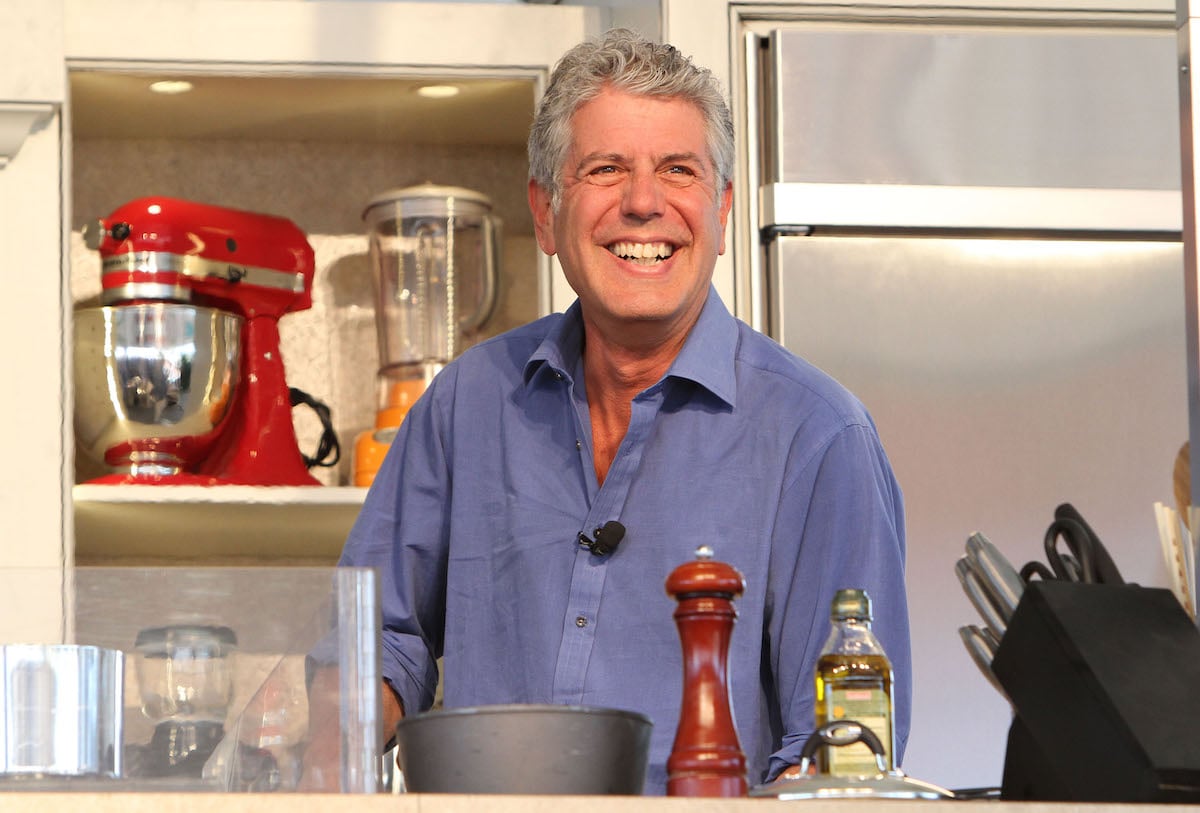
764, 420, 911, 779
337, 379, 452, 718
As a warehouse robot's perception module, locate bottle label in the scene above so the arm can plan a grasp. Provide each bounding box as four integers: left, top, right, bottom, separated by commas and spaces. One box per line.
824, 686, 891, 776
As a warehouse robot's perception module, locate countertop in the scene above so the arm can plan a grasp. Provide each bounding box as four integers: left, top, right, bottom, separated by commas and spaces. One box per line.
0, 796, 1185, 813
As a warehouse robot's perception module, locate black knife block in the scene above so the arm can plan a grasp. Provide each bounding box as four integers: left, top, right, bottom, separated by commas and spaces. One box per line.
992, 581, 1200, 802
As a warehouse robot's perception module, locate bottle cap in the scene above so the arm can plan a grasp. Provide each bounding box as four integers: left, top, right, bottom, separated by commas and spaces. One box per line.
831, 588, 872, 620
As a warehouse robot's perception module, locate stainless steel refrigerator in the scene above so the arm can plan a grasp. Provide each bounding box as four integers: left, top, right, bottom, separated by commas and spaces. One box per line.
746, 18, 1185, 789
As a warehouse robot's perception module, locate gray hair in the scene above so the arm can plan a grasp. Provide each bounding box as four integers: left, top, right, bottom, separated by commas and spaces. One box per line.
528, 28, 735, 208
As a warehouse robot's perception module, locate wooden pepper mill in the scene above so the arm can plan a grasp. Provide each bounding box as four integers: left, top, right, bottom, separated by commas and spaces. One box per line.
665, 545, 748, 797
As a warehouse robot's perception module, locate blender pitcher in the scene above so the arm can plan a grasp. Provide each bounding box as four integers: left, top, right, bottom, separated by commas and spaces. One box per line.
354, 184, 500, 486
130, 624, 237, 778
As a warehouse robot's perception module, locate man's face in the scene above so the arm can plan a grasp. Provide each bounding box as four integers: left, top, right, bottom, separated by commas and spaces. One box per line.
529, 86, 733, 342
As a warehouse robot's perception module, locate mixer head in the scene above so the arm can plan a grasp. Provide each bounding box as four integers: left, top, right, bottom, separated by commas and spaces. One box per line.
83, 197, 314, 319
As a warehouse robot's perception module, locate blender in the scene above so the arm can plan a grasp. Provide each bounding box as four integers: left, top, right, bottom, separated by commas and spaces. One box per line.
74, 197, 336, 485
129, 624, 237, 778
354, 184, 500, 486
127, 623, 278, 789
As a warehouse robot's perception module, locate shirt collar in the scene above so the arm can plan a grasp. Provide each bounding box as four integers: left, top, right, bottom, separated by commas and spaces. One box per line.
524, 300, 586, 385
524, 286, 738, 408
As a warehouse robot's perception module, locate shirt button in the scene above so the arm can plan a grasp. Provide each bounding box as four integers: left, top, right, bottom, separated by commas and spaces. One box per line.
575, 439, 582, 450
575, 616, 588, 628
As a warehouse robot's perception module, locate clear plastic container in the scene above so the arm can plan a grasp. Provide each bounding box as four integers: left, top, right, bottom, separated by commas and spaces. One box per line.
0, 566, 380, 793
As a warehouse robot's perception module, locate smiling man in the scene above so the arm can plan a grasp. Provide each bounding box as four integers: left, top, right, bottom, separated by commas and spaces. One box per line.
339, 29, 911, 794
528, 84, 733, 487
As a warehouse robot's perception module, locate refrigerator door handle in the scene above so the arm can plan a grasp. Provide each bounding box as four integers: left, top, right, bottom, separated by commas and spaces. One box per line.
758, 182, 1182, 234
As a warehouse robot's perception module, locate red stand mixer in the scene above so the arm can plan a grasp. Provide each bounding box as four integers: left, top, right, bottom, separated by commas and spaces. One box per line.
74, 197, 327, 486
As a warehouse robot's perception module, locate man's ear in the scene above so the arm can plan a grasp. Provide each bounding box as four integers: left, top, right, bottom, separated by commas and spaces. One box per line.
717, 180, 733, 256
528, 178, 557, 256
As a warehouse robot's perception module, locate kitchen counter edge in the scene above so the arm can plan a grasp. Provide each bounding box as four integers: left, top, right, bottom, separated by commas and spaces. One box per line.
0, 795, 1180, 812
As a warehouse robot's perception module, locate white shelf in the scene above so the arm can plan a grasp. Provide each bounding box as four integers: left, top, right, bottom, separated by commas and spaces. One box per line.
72, 485, 366, 565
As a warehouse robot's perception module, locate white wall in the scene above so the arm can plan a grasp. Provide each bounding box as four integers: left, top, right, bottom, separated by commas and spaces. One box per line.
0, 1, 70, 643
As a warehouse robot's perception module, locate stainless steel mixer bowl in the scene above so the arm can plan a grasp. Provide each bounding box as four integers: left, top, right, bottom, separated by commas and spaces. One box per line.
73, 304, 242, 477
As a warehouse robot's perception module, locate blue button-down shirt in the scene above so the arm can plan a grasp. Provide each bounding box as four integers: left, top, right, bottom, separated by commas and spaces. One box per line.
339, 288, 910, 794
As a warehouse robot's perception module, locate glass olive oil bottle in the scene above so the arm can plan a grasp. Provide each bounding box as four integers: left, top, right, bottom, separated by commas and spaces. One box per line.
814, 588, 895, 776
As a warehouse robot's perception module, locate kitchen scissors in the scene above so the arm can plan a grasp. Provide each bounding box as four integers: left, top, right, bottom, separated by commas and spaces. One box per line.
1054, 502, 1124, 584
1018, 519, 1092, 582
1018, 504, 1125, 585
1042, 517, 1096, 582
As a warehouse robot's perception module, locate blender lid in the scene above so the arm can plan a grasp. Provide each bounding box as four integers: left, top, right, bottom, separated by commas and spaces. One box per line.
363, 182, 493, 220
135, 624, 238, 654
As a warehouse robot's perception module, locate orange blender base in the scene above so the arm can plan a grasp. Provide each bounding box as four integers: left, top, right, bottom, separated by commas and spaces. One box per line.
353, 377, 428, 487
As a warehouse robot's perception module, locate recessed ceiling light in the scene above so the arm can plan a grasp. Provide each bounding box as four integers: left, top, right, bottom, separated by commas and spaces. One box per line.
416, 84, 460, 99
149, 80, 194, 95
